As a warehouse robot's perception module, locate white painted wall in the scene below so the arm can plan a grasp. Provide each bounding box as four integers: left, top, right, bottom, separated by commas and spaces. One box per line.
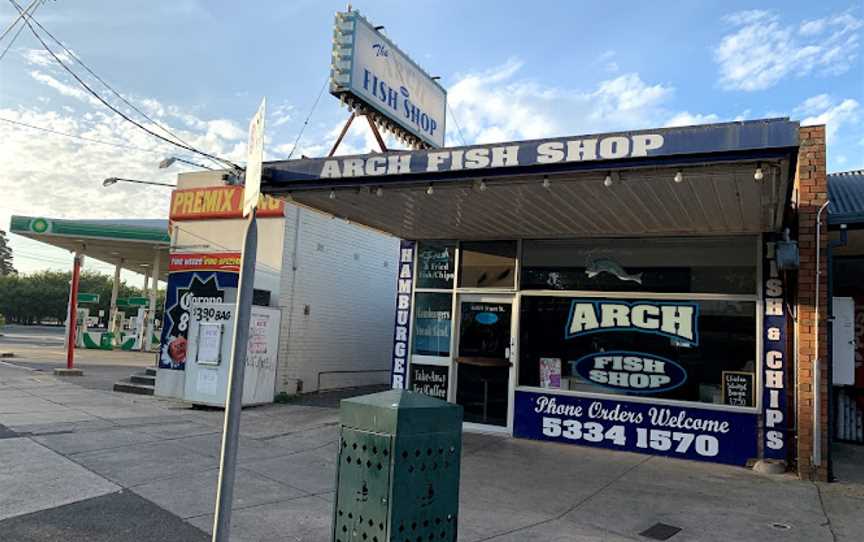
277, 205, 398, 394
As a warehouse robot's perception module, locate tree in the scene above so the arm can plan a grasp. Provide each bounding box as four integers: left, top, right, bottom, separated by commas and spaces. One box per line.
0, 269, 161, 325
0, 230, 15, 276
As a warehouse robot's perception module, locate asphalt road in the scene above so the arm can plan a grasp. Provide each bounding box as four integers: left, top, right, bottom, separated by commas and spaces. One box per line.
0, 324, 66, 348
0, 324, 154, 391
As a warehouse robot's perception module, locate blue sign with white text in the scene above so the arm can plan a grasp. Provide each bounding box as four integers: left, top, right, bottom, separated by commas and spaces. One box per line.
762, 238, 788, 460
262, 118, 799, 189
571, 351, 687, 394
514, 390, 758, 466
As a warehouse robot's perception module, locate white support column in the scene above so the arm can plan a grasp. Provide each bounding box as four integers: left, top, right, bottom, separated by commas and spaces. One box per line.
144, 251, 160, 351
142, 271, 150, 296
109, 259, 123, 345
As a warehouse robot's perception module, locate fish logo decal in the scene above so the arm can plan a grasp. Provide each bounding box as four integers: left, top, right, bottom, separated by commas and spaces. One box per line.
585, 258, 643, 284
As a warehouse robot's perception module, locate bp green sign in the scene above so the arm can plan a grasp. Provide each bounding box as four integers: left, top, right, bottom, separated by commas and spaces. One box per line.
77, 292, 100, 304
117, 296, 148, 307
30, 217, 50, 234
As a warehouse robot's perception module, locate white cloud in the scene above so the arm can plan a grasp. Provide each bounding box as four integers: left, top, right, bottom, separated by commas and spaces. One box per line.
594, 50, 619, 73
794, 94, 834, 115
445, 59, 679, 144
29, 70, 99, 105
664, 112, 721, 127
0, 66, 255, 275
797, 95, 860, 141
271, 101, 294, 128
714, 9, 862, 91
21, 48, 73, 67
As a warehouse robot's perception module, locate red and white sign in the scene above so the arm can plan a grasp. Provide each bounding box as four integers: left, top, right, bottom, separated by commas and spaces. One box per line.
169, 252, 241, 273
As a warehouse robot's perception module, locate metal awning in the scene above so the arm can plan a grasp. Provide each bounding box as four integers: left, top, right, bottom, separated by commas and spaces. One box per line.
9, 215, 170, 279
828, 170, 864, 227
261, 119, 800, 240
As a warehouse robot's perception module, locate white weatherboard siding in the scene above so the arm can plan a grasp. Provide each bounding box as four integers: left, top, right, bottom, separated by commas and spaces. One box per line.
277, 204, 398, 393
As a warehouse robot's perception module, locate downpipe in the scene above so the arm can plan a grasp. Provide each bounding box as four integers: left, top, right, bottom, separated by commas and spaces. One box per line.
813, 200, 830, 469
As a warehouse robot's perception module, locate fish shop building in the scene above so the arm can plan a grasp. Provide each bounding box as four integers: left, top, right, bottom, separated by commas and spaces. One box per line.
261, 118, 832, 480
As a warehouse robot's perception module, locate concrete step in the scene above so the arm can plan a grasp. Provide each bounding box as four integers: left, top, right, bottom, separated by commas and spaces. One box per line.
113, 380, 154, 396
130, 374, 156, 385
145, 367, 157, 377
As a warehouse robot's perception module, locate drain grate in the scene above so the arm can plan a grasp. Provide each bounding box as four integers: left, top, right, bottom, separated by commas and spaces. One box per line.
640, 522, 682, 540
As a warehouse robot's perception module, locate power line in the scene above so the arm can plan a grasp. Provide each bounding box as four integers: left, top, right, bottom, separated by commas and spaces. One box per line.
447, 103, 468, 146
0, 116, 169, 155
0, 0, 41, 62
0, 0, 36, 42
9, 0, 228, 173
8, 0, 243, 174
286, 74, 329, 160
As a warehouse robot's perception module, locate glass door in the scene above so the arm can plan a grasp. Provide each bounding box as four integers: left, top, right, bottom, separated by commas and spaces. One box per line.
455, 295, 514, 427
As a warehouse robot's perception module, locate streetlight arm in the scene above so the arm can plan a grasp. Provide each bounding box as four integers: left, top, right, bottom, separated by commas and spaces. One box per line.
102, 177, 176, 188
158, 156, 215, 170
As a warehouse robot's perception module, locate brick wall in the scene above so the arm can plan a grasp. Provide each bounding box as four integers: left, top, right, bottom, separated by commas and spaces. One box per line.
795, 125, 829, 481
276, 204, 399, 394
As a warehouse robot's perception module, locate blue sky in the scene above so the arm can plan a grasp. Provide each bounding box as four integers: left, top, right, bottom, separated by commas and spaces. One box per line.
0, 0, 862, 279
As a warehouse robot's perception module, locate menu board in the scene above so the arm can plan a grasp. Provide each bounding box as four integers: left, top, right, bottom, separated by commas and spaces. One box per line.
722, 371, 754, 407
410, 364, 449, 400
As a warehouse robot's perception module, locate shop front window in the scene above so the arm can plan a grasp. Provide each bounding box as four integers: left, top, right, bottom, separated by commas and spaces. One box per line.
416, 241, 456, 289
459, 241, 517, 288
412, 292, 453, 357
518, 296, 757, 407
521, 237, 756, 294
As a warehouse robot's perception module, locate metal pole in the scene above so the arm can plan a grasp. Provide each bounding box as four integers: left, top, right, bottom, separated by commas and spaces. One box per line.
66, 252, 82, 369
328, 112, 356, 157
109, 259, 122, 344
813, 199, 830, 469
212, 209, 257, 542
145, 251, 160, 351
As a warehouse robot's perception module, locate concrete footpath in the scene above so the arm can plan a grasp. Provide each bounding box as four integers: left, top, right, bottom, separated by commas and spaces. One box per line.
0, 362, 862, 541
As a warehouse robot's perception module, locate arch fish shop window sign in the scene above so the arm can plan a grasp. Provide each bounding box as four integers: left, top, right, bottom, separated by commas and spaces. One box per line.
515, 294, 761, 465
391, 240, 415, 389
763, 238, 788, 460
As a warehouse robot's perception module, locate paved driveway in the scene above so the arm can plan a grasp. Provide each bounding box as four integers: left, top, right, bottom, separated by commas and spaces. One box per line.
0, 362, 862, 541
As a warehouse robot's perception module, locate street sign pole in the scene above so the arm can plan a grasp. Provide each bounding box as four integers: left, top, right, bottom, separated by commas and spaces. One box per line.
211, 97, 266, 542
212, 209, 256, 542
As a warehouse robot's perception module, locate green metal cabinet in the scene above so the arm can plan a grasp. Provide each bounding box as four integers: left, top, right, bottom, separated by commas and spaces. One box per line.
334, 390, 463, 542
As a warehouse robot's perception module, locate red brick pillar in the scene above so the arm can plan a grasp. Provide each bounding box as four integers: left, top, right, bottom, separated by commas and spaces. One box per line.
795, 125, 829, 481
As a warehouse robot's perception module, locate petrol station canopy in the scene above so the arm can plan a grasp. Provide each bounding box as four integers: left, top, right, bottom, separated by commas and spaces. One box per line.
9, 215, 170, 279
260, 118, 800, 240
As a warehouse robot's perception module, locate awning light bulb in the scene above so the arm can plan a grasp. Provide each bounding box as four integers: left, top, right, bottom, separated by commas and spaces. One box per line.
603, 174, 613, 187
674, 170, 683, 183
329, 190, 336, 200
754, 165, 764, 181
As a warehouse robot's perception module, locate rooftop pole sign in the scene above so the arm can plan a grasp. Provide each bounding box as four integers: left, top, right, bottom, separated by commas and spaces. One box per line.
329, 9, 447, 149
